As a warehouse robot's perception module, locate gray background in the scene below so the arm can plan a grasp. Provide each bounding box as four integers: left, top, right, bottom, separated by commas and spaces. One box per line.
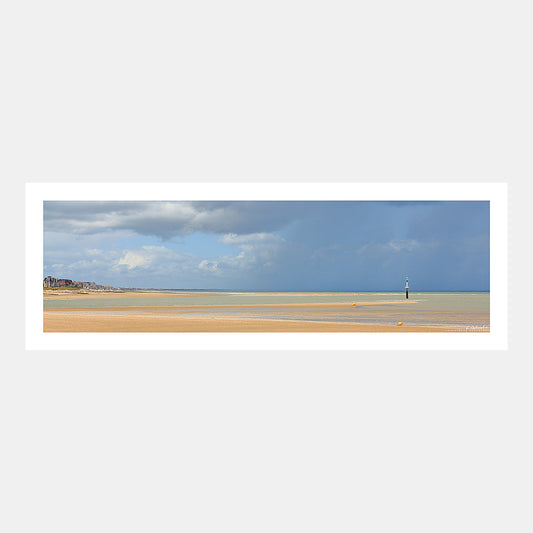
3, 2, 531, 532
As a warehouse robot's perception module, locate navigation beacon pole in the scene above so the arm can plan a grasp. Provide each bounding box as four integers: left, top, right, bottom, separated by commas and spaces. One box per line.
405, 276, 409, 299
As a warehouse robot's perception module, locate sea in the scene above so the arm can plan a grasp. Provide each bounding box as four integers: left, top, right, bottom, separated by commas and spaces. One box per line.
44, 291, 490, 329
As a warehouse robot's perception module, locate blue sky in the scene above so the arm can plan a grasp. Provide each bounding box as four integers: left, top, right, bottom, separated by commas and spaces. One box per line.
43, 201, 490, 291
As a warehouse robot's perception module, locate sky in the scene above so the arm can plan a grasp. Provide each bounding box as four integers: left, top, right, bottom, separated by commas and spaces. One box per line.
43, 201, 490, 291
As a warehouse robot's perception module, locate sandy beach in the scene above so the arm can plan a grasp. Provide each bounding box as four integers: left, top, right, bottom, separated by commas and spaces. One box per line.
43, 309, 454, 332
42, 290, 489, 332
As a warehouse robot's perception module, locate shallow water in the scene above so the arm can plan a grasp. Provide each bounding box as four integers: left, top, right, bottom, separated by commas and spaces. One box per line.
44, 291, 490, 328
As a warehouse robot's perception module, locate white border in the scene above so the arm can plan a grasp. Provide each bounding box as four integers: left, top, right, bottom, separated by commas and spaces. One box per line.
26, 182, 507, 350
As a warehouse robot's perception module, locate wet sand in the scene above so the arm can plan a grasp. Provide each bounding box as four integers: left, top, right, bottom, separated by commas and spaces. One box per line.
45, 302, 418, 311
43, 291, 489, 332
43, 303, 475, 332
43, 310, 452, 332
43, 290, 221, 299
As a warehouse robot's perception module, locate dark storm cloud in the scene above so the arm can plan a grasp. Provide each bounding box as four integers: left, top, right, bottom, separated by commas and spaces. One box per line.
44, 201, 147, 221
44, 201, 336, 238
405, 201, 489, 241
45, 200, 436, 239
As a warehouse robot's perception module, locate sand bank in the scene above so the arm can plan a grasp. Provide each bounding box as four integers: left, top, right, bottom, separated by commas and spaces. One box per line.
43, 290, 390, 299
44, 309, 466, 332
43, 290, 222, 299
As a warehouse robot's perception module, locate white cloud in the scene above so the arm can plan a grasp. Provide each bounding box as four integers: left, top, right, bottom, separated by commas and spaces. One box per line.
44, 238, 273, 284
113, 246, 194, 275
217, 232, 285, 270
386, 239, 421, 252
116, 251, 151, 270
198, 259, 219, 273
198, 251, 251, 276
219, 232, 281, 246
357, 239, 422, 256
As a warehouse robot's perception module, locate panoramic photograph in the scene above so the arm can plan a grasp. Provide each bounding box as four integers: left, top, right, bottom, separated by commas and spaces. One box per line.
43, 200, 490, 333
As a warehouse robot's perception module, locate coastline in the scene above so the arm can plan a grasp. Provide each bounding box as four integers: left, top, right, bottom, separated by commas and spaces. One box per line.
42, 290, 489, 333
43, 289, 210, 299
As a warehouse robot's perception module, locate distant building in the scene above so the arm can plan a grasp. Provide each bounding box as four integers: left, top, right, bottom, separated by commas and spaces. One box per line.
43, 275, 118, 291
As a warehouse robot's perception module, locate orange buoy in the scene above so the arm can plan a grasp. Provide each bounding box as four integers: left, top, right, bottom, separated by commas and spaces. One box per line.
352, 303, 356, 307
397, 322, 403, 326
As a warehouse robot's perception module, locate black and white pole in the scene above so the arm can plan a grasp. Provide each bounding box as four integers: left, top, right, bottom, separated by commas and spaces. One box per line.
405, 276, 409, 299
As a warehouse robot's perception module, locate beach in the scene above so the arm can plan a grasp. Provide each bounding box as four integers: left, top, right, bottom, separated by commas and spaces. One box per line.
43, 290, 490, 332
